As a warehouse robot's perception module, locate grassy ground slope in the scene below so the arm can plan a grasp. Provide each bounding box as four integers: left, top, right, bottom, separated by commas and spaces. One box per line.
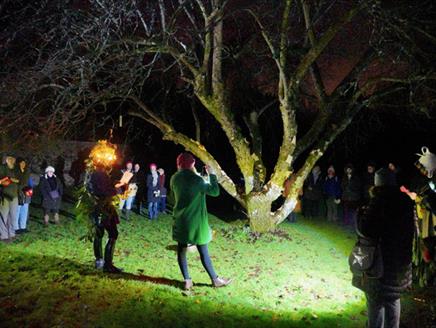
0, 201, 433, 328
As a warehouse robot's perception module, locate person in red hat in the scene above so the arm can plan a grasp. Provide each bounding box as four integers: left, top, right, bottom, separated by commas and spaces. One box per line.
171, 152, 231, 290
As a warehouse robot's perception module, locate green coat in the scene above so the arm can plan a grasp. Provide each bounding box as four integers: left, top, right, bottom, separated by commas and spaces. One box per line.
171, 169, 219, 245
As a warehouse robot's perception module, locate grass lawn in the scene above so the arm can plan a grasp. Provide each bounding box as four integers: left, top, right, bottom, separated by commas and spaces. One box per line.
0, 200, 434, 328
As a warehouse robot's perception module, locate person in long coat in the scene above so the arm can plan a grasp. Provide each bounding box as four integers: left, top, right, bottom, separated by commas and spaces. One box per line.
352, 168, 414, 328
171, 152, 231, 290
40, 166, 63, 225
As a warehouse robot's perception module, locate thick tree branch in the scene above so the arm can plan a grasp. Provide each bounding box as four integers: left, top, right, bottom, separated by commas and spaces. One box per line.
292, 3, 364, 89
128, 99, 243, 206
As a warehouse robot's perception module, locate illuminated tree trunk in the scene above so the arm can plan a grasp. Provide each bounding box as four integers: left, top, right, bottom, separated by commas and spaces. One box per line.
246, 196, 276, 233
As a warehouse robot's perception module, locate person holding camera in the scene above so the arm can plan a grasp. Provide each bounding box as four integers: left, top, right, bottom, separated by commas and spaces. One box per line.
171, 152, 231, 290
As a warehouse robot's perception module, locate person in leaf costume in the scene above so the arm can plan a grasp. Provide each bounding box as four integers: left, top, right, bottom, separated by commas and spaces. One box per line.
403, 147, 436, 286
78, 140, 122, 273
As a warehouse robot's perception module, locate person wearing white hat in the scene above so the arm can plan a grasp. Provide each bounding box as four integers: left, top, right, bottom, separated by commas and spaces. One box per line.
39, 165, 63, 225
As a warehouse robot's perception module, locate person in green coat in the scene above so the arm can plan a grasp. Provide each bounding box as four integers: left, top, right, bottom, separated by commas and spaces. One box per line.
171, 152, 232, 290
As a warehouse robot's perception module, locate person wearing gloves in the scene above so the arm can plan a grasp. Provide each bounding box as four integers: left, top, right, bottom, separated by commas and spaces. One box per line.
40, 166, 63, 225
171, 152, 231, 290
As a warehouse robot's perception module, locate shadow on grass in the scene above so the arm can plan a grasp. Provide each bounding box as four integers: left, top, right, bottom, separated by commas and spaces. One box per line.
0, 249, 370, 328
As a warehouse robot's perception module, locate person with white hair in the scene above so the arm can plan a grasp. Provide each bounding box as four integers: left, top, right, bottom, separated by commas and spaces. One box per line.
39, 165, 63, 225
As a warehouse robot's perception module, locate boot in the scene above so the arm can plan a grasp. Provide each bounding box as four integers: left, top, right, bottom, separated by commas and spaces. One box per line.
212, 277, 232, 288
103, 238, 122, 273
43, 214, 49, 225
125, 209, 131, 221
93, 237, 104, 269
184, 279, 193, 291
54, 213, 60, 224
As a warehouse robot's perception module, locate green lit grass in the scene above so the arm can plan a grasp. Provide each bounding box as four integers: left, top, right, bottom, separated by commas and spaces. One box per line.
0, 201, 431, 327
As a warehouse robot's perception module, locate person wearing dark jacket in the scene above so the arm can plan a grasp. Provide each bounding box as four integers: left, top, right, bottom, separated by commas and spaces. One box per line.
15, 158, 33, 233
324, 166, 341, 222
40, 166, 63, 225
352, 168, 414, 328
342, 164, 361, 226
132, 163, 146, 215
302, 166, 324, 218
157, 168, 167, 213
0, 155, 20, 242
89, 166, 122, 273
146, 163, 160, 220
362, 162, 376, 204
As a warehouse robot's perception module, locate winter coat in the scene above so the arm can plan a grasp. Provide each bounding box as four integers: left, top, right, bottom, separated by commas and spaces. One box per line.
342, 174, 362, 202
352, 186, 414, 299
146, 173, 160, 202
362, 172, 375, 202
40, 175, 63, 211
159, 174, 167, 197
324, 176, 341, 199
18, 168, 33, 205
0, 164, 19, 201
131, 170, 146, 200
303, 173, 324, 201
88, 170, 117, 198
171, 169, 219, 245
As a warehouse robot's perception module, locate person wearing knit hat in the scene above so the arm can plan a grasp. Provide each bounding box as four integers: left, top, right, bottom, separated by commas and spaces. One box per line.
40, 165, 63, 225
324, 165, 341, 222
171, 152, 231, 290
176, 152, 195, 170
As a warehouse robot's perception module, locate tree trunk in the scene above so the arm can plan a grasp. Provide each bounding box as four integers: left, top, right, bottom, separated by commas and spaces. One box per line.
246, 195, 276, 233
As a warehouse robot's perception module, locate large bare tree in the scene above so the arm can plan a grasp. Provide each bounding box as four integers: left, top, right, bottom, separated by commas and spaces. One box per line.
1, 0, 435, 231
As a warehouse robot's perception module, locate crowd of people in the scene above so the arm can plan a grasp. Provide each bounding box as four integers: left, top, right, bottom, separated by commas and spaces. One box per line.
291, 161, 401, 227
0, 154, 169, 243
84, 142, 231, 287
1, 146, 435, 327
115, 161, 168, 221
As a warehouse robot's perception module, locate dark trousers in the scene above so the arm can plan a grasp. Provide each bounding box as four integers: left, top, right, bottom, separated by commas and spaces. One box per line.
343, 200, 359, 226
303, 198, 322, 218
177, 243, 218, 280
365, 293, 401, 328
93, 214, 119, 265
